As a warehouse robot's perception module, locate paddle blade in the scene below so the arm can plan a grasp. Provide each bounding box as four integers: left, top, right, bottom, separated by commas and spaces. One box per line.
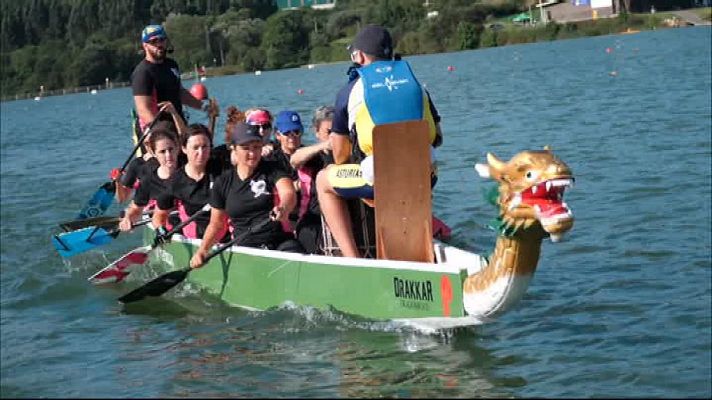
78, 181, 115, 220
118, 267, 191, 304
59, 215, 121, 232
88, 245, 152, 285
52, 227, 115, 258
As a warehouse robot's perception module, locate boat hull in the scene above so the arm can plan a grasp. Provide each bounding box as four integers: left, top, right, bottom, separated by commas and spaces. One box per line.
142, 228, 488, 330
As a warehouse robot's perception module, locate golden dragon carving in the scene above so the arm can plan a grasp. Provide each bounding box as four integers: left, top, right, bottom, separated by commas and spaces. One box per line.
463, 147, 575, 318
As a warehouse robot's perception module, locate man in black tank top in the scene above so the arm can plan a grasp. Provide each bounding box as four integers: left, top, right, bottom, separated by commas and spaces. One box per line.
131, 24, 211, 130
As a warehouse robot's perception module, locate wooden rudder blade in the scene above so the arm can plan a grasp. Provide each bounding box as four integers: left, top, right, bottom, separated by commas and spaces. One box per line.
373, 120, 434, 263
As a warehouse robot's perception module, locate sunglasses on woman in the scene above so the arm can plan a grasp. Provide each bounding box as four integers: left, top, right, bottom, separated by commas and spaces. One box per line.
249, 123, 271, 131
279, 130, 302, 137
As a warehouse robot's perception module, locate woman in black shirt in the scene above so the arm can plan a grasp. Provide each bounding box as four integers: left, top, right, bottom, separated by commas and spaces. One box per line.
118, 128, 179, 231
190, 122, 303, 269
152, 124, 227, 240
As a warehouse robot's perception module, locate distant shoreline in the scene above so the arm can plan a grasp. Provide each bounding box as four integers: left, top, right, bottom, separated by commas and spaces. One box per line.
2, 8, 709, 104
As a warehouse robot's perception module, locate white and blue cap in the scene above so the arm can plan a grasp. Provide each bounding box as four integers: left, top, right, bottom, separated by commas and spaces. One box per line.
275, 110, 303, 133
141, 25, 167, 43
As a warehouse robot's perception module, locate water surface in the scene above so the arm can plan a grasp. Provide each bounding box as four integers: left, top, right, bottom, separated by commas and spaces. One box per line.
1, 26, 710, 398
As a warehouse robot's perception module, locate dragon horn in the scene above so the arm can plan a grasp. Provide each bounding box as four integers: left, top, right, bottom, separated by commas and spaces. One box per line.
486, 153, 506, 178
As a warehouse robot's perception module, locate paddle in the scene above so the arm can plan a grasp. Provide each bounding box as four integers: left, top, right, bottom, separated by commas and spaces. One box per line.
208, 98, 218, 136
52, 218, 152, 258
76, 111, 164, 220
59, 215, 122, 232
88, 205, 211, 285
117, 217, 272, 304
59, 209, 158, 233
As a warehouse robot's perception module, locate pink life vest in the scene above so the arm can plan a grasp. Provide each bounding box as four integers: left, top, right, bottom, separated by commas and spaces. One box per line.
177, 203, 228, 240
273, 166, 314, 233
146, 199, 173, 231
432, 216, 452, 240
296, 167, 314, 221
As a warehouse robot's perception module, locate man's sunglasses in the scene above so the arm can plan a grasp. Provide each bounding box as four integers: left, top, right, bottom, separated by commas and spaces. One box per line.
147, 37, 166, 45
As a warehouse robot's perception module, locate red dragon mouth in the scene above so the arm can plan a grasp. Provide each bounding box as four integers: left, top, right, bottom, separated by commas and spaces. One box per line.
518, 178, 574, 236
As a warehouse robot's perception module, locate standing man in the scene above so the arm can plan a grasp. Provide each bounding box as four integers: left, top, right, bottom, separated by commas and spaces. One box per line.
131, 24, 213, 131
315, 24, 444, 258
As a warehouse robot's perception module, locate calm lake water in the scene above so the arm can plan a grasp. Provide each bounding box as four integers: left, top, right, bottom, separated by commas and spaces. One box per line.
1, 26, 710, 398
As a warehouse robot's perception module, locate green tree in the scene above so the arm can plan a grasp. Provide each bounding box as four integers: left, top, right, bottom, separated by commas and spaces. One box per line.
261, 10, 309, 69
165, 14, 213, 69
457, 21, 478, 50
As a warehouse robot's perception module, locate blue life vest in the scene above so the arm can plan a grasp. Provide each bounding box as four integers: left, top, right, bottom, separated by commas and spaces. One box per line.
354, 60, 436, 156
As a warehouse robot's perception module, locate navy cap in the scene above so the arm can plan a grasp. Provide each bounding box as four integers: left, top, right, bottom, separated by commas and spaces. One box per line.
275, 110, 303, 133
230, 122, 263, 145
141, 25, 167, 43
348, 24, 393, 59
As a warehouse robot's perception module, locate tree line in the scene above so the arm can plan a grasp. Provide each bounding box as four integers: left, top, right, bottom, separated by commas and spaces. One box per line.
2, 0, 652, 98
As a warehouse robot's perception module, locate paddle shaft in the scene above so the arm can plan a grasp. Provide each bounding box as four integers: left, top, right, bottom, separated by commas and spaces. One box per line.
117, 110, 165, 173
102, 217, 152, 238
152, 206, 210, 246
208, 98, 217, 137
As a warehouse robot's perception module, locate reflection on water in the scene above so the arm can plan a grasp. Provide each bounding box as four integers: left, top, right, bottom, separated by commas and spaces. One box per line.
121, 300, 524, 398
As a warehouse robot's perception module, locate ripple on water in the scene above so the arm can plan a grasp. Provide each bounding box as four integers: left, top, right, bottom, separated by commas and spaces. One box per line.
2, 27, 711, 398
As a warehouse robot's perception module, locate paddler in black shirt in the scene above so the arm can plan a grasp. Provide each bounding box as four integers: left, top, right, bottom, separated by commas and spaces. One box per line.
152, 124, 227, 240
190, 122, 304, 269
131, 24, 215, 131
118, 128, 180, 232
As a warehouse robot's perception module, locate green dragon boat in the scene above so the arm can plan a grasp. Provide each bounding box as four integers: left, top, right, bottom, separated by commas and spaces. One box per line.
133, 146, 575, 332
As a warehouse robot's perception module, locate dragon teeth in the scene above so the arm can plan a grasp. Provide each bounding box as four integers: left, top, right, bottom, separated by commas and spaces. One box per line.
550, 179, 573, 187
509, 195, 522, 210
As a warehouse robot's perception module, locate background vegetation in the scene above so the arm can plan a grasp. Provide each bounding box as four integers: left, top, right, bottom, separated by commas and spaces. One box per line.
1, 0, 706, 99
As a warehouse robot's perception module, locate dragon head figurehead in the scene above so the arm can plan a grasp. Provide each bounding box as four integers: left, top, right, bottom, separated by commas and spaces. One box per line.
475, 147, 574, 242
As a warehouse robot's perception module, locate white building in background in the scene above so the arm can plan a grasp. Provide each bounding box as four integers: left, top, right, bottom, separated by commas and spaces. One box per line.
590, 0, 612, 8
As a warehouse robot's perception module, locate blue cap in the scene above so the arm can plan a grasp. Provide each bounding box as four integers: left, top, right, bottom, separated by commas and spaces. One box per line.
141, 25, 167, 43
275, 110, 303, 133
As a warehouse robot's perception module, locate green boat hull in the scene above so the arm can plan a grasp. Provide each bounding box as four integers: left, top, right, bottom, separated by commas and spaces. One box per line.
142, 228, 488, 330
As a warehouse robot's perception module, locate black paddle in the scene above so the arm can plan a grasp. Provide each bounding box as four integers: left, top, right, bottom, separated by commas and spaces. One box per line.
76, 110, 165, 219
117, 217, 273, 304
59, 215, 122, 232
59, 209, 156, 232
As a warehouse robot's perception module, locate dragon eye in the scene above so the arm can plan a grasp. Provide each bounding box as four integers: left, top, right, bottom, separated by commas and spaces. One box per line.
525, 171, 537, 181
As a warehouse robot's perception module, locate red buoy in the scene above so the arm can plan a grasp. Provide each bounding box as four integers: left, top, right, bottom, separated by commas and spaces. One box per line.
297, 89, 304, 95
189, 83, 208, 101
447, 65, 455, 72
